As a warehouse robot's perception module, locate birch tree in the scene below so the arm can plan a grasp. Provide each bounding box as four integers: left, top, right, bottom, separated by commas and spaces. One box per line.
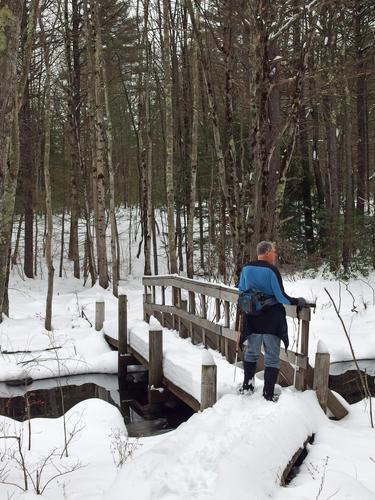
162, 0, 178, 274
0, 0, 39, 319
39, 7, 54, 330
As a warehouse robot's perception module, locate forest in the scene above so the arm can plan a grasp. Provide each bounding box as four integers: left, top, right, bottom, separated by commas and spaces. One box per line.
1, 0, 374, 324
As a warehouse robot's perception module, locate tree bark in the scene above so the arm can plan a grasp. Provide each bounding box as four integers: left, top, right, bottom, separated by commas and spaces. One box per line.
20, 78, 34, 278
64, 0, 81, 279
0, 0, 24, 319
39, 10, 54, 331
186, 22, 198, 279
59, 208, 65, 278
162, 0, 178, 274
223, 0, 242, 273
102, 60, 118, 296
355, 2, 367, 217
138, 0, 152, 276
342, 77, 353, 271
88, 0, 108, 289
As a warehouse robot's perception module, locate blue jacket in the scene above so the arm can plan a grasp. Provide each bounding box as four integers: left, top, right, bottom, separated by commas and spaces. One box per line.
239, 260, 298, 349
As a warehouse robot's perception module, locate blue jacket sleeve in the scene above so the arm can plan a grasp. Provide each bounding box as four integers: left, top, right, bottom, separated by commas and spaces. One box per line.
269, 268, 298, 305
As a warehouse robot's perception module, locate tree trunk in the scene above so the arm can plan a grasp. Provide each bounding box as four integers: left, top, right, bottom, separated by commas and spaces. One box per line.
11, 214, 23, 268
342, 76, 353, 270
34, 215, 38, 276
187, 0, 234, 272
355, 3, 367, 217
186, 26, 198, 279
88, 0, 108, 289
102, 60, 118, 296
294, 9, 314, 256
64, 0, 82, 279
151, 205, 158, 275
20, 79, 34, 278
162, 0, 178, 274
138, 0, 152, 276
223, 0, 241, 274
176, 204, 184, 272
198, 188, 204, 272
299, 104, 315, 255
251, 0, 273, 249
59, 208, 65, 278
39, 11, 54, 331
0, 0, 24, 319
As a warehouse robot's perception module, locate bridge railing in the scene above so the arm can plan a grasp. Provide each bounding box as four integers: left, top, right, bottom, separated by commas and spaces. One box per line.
142, 275, 311, 388
142, 274, 348, 419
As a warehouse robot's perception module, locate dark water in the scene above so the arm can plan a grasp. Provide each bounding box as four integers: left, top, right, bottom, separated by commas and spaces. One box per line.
328, 359, 375, 404
0, 370, 194, 437
329, 370, 375, 404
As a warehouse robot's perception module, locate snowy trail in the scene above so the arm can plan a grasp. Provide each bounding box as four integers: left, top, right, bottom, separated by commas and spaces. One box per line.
107, 389, 322, 500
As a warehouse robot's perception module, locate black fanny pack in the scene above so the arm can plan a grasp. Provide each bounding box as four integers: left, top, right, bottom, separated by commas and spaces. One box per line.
238, 290, 278, 316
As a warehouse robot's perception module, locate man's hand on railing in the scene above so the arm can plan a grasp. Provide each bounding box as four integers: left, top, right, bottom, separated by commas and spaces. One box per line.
296, 299, 316, 319
297, 297, 307, 308
297, 298, 316, 309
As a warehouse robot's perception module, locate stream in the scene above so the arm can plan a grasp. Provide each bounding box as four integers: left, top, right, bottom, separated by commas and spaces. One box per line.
0, 369, 194, 437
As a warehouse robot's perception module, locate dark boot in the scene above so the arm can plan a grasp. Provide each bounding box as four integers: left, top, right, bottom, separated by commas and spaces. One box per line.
263, 367, 279, 401
239, 361, 257, 394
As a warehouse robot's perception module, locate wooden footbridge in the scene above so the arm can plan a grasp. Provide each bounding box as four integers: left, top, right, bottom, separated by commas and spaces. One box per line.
101, 274, 348, 420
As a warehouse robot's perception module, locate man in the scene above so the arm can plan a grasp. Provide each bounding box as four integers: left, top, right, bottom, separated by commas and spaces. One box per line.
238, 241, 306, 401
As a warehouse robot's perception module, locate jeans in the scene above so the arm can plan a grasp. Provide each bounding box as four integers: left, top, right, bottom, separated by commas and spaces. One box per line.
244, 334, 281, 369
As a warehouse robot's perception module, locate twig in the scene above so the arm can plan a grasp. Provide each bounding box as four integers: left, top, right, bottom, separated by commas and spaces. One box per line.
81, 309, 92, 327
364, 370, 374, 429
40, 461, 82, 494
0, 435, 28, 490
326, 490, 340, 500
2, 347, 62, 355
74, 292, 81, 317
357, 279, 375, 306
316, 456, 329, 499
345, 283, 358, 313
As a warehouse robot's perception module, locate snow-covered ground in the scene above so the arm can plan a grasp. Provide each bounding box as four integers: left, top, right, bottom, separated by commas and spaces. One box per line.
108, 390, 375, 500
1, 210, 375, 499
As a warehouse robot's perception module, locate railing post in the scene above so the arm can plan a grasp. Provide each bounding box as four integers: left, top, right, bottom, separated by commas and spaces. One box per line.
189, 291, 196, 344
176, 288, 183, 335
313, 340, 330, 413
143, 290, 152, 322
149, 321, 163, 390
118, 295, 128, 378
189, 291, 196, 314
161, 285, 166, 327
200, 294, 207, 319
224, 301, 230, 361
172, 286, 179, 329
180, 299, 188, 338
296, 312, 310, 390
201, 351, 217, 410
215, 298, 220, 322
201, 294, 207, 347
95, 300, 105, 331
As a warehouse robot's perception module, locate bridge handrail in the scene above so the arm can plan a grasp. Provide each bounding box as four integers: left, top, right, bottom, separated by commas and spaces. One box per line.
136, 275, 347, 418
142, 274, 311, 322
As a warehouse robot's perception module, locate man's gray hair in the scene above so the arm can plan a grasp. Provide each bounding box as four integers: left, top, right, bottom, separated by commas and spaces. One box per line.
256, 241, 275, 256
